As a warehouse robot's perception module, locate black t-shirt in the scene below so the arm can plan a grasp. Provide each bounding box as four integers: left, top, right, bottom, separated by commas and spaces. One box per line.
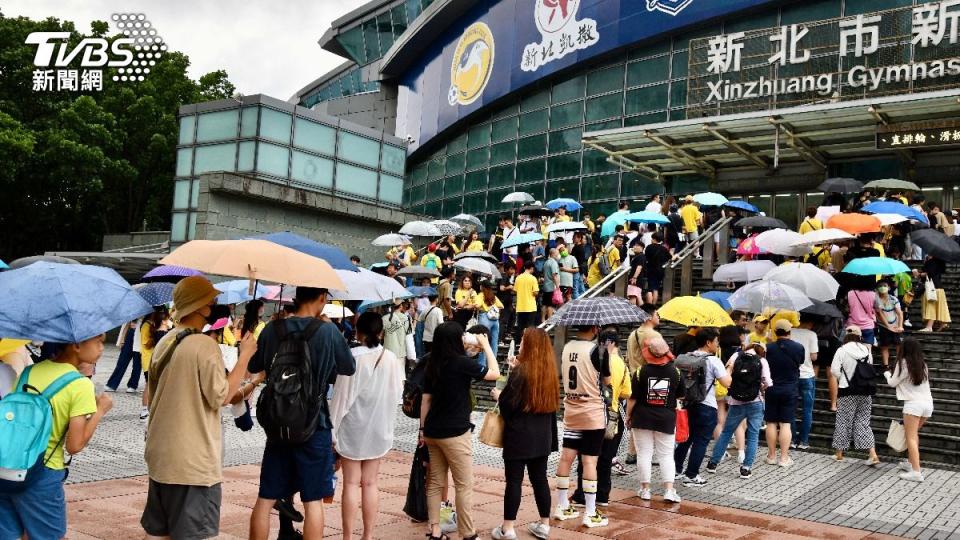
630, 362, 681, 434
422, 353, 488, 438
629, 252, 646, 279
644, 244, 671, 278
496, 276, 515, 306
673, 332, 698, 355
571, 244, 588, 275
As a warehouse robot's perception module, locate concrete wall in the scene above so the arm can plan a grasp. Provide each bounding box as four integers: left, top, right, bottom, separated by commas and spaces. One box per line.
314, 86, 398, 134
102, 231, 170, 251
193, 172, 420, 264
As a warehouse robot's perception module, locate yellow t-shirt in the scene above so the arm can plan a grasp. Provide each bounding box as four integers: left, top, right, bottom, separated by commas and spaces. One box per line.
584, 218, 595, 234
252, 321, 265, 340
608, 352, 632, 413
465, 240, 485, 252
607, 248, 621, 270
587, 255, 603, 288
747, 331, 768, 345
141, 322, 155, 372
680, 205, 701, 233
764, 309, 800, 331
21, 360, 97, 470
455, 288, 478, 309
555, 214, 572, 223
476, 295, 504, 312
798, 218, 823, 235
514, 273, 539, 313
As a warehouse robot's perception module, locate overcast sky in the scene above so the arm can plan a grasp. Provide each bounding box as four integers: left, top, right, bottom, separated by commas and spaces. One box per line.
5, 0, 367, 99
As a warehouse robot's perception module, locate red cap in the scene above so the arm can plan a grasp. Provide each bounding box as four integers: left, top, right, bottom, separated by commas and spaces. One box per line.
428, 243, 437, 252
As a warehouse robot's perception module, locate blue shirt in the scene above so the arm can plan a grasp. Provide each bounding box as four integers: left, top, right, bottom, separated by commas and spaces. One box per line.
765, 338, 804, 388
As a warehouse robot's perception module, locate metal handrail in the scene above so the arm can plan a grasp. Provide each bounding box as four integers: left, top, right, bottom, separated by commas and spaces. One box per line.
664, 215, 733, 269
538, 258, 631, 333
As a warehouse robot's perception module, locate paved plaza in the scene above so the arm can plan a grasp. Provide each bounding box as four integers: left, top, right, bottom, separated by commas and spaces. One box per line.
65, 347, 960, 540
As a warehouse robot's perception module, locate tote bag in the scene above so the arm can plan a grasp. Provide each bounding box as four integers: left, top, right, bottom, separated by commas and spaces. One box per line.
478, 407, 505, 447
886, 419, 907, 453
925, 278, 938, 302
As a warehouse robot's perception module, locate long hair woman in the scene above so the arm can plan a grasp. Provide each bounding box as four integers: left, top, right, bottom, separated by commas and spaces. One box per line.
453, 274, 478, 329
490, 328, 559, 540
330, 312, 405, 538
463, 230, 484, 252
420, 322, 500, 540
884, 338, 933, 481
830, 326, 880, 465
239, 299, 266, 340
139, 306, 169, 420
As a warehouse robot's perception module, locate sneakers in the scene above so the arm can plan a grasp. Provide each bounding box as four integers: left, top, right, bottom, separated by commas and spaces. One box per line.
582, 511, 608, 528
663, 489, 682, 503
611, 459, 630, 476
139, 406, 149, 420
739, 467, 752, 479
624, 453, 637, 465
789, 442, 798, 450
779, 458, 794, 468
491, 526, 517, 540
638, 488, 652, 500
674, 473, 685, 482
682, 475, 707, 487
125, 387, 138, 393
527, 522, 550, 540
899, 470, 925, 482
899, 461, 912, 472
104, 386, 117, 393
705, 461, 718, 474
553, 505, 580, 521
797, 443, 810, 451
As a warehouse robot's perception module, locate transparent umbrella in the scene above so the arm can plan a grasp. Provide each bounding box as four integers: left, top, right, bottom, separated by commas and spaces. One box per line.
728, 281, 813, 313
763, 263, 840, 302
400, 220, 443, 237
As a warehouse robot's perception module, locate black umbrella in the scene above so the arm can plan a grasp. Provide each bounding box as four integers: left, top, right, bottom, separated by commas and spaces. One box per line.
800, 299, 843, 320
519, 205, 554, 218
548, 296, 650, 327
910, 229, 960, 262
735, 216, 788, 229
817, 177, 863, 194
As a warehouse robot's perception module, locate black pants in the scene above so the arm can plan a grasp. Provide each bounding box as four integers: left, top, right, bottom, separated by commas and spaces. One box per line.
504, 456, 551, 520
572, 414, 624, 504
515, 312, 536, 341
499, 303, 515, 342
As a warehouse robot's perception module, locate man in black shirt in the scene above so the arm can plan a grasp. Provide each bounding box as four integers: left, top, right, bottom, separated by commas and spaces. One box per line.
497, 263, 516, 343
571, 232, 589, 298
643, 232, 672, 306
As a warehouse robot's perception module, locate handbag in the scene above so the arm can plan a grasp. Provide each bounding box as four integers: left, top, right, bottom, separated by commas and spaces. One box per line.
402, 445, 429, 522
552, 287, 563, 307
675, 406, 690, 443
886, 419, 907, 453
924, 278, 937, 302
478, 407, 505, 447
486, 306, 500, 321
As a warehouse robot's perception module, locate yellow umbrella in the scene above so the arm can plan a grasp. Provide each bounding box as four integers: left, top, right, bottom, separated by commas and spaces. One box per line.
0, 338, 30, 357
160, 240, 345, 291
658, 296, 734, 328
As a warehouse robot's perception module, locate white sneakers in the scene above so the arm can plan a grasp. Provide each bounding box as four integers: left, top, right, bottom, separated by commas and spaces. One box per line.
581, 511, 608, 528
527, 522, 550, 539
490, 526, 517, 540
638, 488, 652, 500
139, 406, 149, 420
663, 489, 682, 503
552, 505, 579, 521
899, 470, 925, 482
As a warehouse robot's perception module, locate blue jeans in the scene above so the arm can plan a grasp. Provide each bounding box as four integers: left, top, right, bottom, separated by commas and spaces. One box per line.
709, 401, 764, 469
106, 329, 141, 390
0, 465, 68, 540
477, 313, 500, 368
674, 403, 718, 479
573, 272, 586, 299
793, 378, 816, 445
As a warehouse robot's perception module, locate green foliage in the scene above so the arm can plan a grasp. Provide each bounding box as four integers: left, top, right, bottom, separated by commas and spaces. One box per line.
0, 12, 237, 258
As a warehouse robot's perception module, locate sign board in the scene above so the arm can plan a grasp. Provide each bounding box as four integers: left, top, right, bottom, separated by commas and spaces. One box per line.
876, 121, 960, 150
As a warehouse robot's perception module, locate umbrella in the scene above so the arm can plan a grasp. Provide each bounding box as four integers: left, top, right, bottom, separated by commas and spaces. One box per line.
548, 296, 649, 327
249, 231, 357, 271
909, 229, 960, 262
453, 258, 502, 278
407, 286, 438, 297
841, 257, 910, 276
873, 213, 909, 226
624, 211, 670, 225
143, 265, 204, 283
801, 299, 843, 319
501, 232, 544, 249
358, 295, 414, 311
728, 281, 813, 313
454, 251, 500, 263
545, 198, 582, 211
0, 262, 153, 343
724, 200, 760, 213
791, 228, 855, 247
372, 233, 412, 247
763, 263, 840, 302
160, 239, 345, 290
863, 178, 920, 192
547, 221, 588, 233
694, 192, 728, 206
826, 213, 881, 234
600, 212, 630, 237
735, 216, 788, 229
260, 285, 295, 303
518, 205, 554, 218
700, 291, 732, 310
328, 268, 411, 302
0, 338, 30, 357
736, 236, 766, 256
400, 220, 442, 237
135, 282, 175, 306
659, 296, 734, 327
322, 304, 354, 319
0, 259, 7, 270
503, 191, 536, 204
397, 265, 441, 279
429, 220, 464, 236
8, 255, 79, 270
713, 260, 775, 282
861, 201, 929, 224
818, 177, 864, 194
450, 213, 485, 231
754, 229, 810, 257
213, 279, 277, 304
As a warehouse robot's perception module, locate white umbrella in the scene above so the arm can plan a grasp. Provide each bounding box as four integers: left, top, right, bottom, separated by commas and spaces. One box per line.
547, 221, 587, 233
713, 260, 776, 283
454, 251, 500, 264
754, 229, 810, 257
372, 233, 411, 247
728, 280, 813, 313
502, 191, 535, 204
429, 219, 463, 236
453, 258, 502, 279
763, 263, 840, 302
322, 304, 354, 319
873, 213, 909, 226
791, 228, 855, 247
400, 220, 442, 237
450, 213, 484, 231
397, 265, 441, 278
327, 268, 411, 302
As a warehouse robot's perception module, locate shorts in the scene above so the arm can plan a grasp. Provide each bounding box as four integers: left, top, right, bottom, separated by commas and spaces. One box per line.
876, 326, 902, 347
561, 428, 605, 456
763, 386, 797, 423
0, 466, 67, 540
140, 479, 222, 539
560, 286, 572, 298
903, 401, 934, 418
542, 291, 557, 307
860, 327, 876, 346
258, 428, 336, 502
646, 275, 663, 293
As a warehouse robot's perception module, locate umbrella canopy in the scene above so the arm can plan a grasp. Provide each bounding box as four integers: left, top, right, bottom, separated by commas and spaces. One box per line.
8, 255, 79, 270
842, 256, 910, 276
545, 198, 582, 211
694, 192, 728, 206
397, 265, 441, 279
0, 259, 7, 270
548, 296, 649, 327
0, 262, 153, 343
450, 213, 484, 231
518, 205, 554, 218
791, 228, 855, 247
372, 233, 412, 247
763, 263, 840, 302
407, 286, 438, 297
910, 229, 960, 262
728, 281, 813, 313
659, 296, 734, 327
328, 268, 411, 302
735, 216, 788, 229
724, 200, 760, 213
873, 213, 909, 226
863, 178, 920, 192
700, 291, 732, 310
0, 338, 30, 357
826, 213, 882, 234
624, 211, 670, 225
399, 220, 442, 237
818, 177, 864, 193
214, 279, 278, 304
754, 229, 810, 257
261, 285, 296, 303
453, 251, 500, 263
736, 236, 766, 256
502, 191, 536, 204
135, 282, 175, 306
453, 257, 502, 278
861, 201, 929, 224
600, 212, 629, 237
501, 232, 544, 249
713, 260, 776, 283
429, 220, 464, 236
142, 265, 204, 283
249, 231, 357, 271
322, 304, 354, 319
546, 221, 587, 233
801, 299, 843, 319
160, 239, 345, 290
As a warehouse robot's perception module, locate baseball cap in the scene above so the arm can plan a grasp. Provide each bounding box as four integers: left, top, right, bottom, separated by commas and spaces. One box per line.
845, 325, 862, 337
774, 319, 792, 333
428, 243, 437, 252
172, 275, 219, 322
753, 314, 769, 323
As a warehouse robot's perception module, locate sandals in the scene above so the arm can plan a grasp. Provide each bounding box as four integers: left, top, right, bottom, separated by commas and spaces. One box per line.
425, 534, 450, 540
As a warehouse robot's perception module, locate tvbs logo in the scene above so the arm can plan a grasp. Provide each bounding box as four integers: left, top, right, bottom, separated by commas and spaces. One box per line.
27, 32, 135, 68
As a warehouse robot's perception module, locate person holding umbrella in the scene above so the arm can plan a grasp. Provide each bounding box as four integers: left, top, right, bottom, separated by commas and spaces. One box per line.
918, 254, 951, 332
874, 281, 903, 368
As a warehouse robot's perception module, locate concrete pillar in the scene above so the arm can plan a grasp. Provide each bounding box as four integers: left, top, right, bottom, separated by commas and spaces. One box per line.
680, 256, 693, 296
718, 226, 730, 266
703, 236, 715, 280
663, 267, 675, 303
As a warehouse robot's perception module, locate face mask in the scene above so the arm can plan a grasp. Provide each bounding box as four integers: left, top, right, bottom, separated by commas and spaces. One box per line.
559, 250, 568, 257
206, 304, 231, 325
877, 286, 889, 294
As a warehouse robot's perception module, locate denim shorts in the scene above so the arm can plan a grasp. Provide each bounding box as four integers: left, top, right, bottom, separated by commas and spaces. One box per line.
259, 428, 335, 503
0, 466, 68, 540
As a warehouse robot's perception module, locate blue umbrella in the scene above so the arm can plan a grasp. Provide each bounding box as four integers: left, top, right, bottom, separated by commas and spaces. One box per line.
358, 293, 414, 312
249, 231, 358, 271
136, 282, 175, 306
546, 198, 583, 211
724, 200, 760, 213
700, 291, 732, 311
408, 286, 437, 297
861, 201, 930, 224
601, 210, 631, 237
625, 211, 670, 225
501, 232, 545, 249
694, 192, 729, 206
214, 279, 275, 304
842, 257, 910, 276
0, 262, 153, 343
0, 259, 7, 270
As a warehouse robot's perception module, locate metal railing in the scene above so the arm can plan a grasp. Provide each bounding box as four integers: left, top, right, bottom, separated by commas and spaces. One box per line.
662, 215, 733, 302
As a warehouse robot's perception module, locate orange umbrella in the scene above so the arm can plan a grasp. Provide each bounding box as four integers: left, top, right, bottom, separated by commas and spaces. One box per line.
160, 240, 345, 290
826, 213, 881, 234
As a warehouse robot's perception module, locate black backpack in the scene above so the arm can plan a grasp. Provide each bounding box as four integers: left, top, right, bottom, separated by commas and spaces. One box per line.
842, 355, 877, 396
402, 356, 427, 419
728, 352, 763, 402
256, 319, 323, 443
674, 353, 713, 404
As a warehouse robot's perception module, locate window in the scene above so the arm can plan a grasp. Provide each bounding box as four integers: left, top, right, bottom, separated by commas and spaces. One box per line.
428, 156, 446, 180
175, 148, 192, 177
465, 170, 487, 192
462, 192, 486, 214
586, 93, 622, 122
671, 51, 688, 79
173, 179, 191, 210
363, 19, 380, 62
338, 131, 380, 168
337, 26, 366, 65
178, 115, 195, 144
546, 178, 579, 200
580, 173, 619, 200
627, 56, 670, 87
445, 174, 464, 197
377, 12, 394, 52
195, 110, 238, 142
336, 162, 378, 198
170, 212, 188, 243
291, 151, 334, 188
519, 109, 549, 135
490, 141, 516, 165
256, 142, 289, 177
468, 124, 491, 148
194, 143, 236, 174
294, 118, 336, 154
670, 80, 687, 109
582, 149, 616, 174
549, 127, 582, 154
492, 117, 518, 142
517, 133, 546, 159
187, 213, 197, 241
621, 172, 662, 198
625, 84, 668, 115
550, 101, 583, 129
405, 0, 422, 30
391, 5, 408, 38
774, 193, 799, 228
446, 152, 465, 175
259, 108, 292, 144
237, 141, 255, 171
520, 90, 550, 111
516, 159, 545, 184
488, 164, 514, 189
780, 0, 840, 25
426, 180, 444, 200
552, 75, 584, 103
488, 188, 512, 212
466, 147, 489, 170
190, 180, 200, 207
587, 65, 623, 96
447, 133, 467, 153
381, 144, 406, 175
547, 153, 580, 179
240, 107, 258, 137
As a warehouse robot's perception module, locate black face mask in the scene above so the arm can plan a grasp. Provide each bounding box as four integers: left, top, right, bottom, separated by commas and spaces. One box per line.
206, 304, 231, 325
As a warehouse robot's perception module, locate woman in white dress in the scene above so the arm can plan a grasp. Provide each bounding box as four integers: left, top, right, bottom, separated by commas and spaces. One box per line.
330, 311, 405, 540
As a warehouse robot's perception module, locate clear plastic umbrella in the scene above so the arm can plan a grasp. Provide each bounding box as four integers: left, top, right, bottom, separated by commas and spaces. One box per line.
372, 233, 412, 247
713, 260, 776, 283
502, 191, 535, 204
429, 220, 463, 236
453, 258, 502, 279
400, 220, 443, 237
450, 213, 484, 231
728, 280, 813, 313
328, 268, 411, 301
763, 263, 840, 302
754, 229, 810, 257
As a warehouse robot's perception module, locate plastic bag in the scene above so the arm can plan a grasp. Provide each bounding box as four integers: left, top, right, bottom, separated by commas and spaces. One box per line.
675, 407, 690, 443
403, 445, 430, 522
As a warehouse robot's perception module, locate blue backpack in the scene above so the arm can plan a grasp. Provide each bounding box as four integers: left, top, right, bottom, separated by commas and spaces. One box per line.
0, 364, 83, 482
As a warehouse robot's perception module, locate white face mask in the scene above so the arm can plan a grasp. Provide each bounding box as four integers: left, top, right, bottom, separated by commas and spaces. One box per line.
877, 286, 889, 294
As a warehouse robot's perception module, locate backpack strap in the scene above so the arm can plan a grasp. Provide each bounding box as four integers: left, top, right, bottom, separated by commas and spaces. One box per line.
39, 371, 85, 402
14, 364, 35, 393
302, 319, 323, 342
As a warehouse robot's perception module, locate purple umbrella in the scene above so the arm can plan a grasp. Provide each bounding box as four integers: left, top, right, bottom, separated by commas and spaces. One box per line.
142, 265, 203, 283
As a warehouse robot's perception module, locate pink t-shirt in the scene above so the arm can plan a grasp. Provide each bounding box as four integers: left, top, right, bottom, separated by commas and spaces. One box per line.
847, 290, 876, 330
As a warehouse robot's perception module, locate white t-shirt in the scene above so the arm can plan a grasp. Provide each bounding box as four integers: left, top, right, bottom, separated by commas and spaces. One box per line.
502, 226, 519, 256
790, 328, 820, 379
690, 351, 727, 410
645, 201, 662, 214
